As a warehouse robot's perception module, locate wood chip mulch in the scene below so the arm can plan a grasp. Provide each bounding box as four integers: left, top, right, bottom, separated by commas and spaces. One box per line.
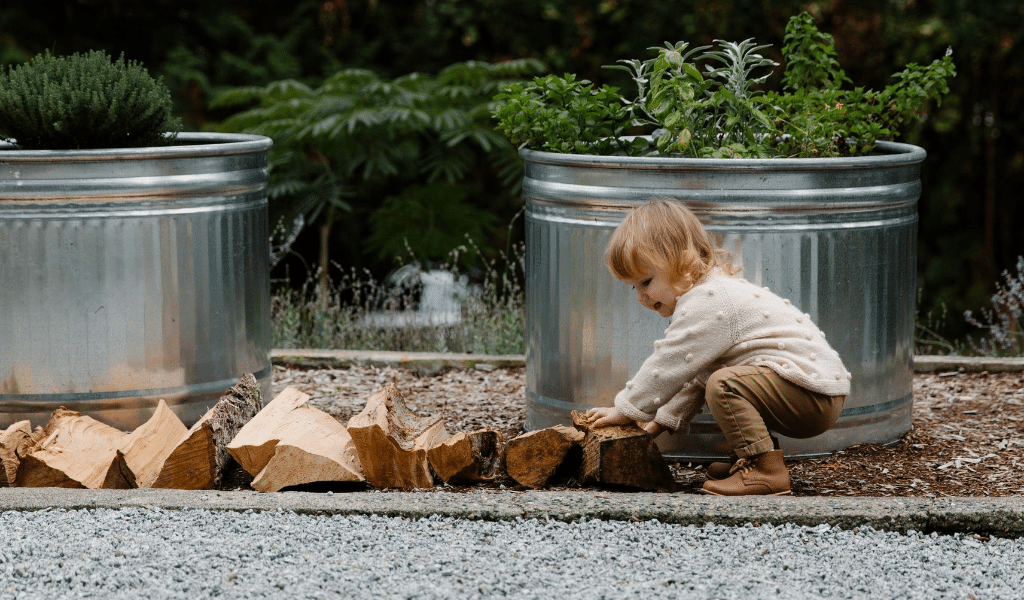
271, 365, 1024, 497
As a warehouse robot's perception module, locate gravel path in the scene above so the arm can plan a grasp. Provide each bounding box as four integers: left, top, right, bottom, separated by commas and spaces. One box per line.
2, 507, 1021, 599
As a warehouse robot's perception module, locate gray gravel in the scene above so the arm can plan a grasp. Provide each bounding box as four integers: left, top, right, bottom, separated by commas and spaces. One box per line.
1, 507, 1020, 599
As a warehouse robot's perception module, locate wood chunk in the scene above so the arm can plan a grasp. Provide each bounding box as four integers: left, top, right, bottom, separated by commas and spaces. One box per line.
427, 428, 503, 484
119, 400, 189, 488
227, 387, 364, 492
0, 421, 44, 486
151, 373, 263, 490
347, 383, 450, 489
571, 411, 675, 492
15, 408, 135, 489
504, 425, 584, 489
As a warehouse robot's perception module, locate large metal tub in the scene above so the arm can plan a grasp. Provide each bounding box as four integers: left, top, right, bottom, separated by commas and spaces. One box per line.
0, 132, 273, 430
523, 141, 923, 459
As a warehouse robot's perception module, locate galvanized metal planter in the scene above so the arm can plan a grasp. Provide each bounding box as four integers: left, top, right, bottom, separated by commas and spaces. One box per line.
0, 132, 273, 430
523, 141, 924, 459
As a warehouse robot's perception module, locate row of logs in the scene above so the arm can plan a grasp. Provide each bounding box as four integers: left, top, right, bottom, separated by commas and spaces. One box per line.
0, 374, 676, 493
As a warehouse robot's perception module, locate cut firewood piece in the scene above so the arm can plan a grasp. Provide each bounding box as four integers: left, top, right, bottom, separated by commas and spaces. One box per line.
427, 428, 503, 484
0, 420, 44, 486
504, 425, 584, 489
151, 373, 263, 490
571, 411, 675, 492
347, 383, 450, 489
119, 400, 189, 488
15, 408, 135, 489
227, 386, 364, 492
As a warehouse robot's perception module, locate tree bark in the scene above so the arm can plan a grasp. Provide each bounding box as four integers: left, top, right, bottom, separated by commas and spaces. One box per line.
0, 420, 44, 486
571, 411, 675, 492
151, 373, 263, 490
427, 428, 503, 484
503, 425, 583, 489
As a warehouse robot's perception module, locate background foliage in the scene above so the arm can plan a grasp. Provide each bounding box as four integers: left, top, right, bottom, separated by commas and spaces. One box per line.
2, 0, 1021, 344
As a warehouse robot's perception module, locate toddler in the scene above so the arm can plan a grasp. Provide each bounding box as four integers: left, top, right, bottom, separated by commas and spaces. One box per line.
584, 198, 850, 496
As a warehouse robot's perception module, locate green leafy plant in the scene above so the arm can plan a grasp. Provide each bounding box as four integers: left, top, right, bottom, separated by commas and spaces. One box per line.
0, 50, 181, 150
492, 12, 956, 158
491, 73, 646, 155
215, 58, 542, 293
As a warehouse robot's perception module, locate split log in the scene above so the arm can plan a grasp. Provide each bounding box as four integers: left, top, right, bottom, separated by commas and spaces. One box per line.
0, 421, 44, 486
427, 428, 502, 484
571, 411, 675, 492
118, 400, 189, 488
151, 373, 262, 490
15, 408, 135, 489
347, 383, 450, 489
227, 387, 364, 492
504, 425, 584, 489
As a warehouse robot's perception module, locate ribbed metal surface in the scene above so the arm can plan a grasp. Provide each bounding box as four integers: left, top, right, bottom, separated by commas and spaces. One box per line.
523, 141, 924, 459
0, 133, 272, 429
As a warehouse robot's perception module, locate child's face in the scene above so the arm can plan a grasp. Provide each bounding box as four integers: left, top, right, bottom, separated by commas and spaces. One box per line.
625, 266, 678, 318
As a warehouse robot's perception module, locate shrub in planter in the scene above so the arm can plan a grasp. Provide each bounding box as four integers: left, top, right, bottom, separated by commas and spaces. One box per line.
0, 50, 181, 150
0, 50, 270, 431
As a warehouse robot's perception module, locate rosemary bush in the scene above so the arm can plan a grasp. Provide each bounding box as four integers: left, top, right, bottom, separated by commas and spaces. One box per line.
0, 50, 181, 150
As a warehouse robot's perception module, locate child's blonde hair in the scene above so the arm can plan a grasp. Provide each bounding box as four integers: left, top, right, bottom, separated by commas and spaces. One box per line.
605, 197, 737, 293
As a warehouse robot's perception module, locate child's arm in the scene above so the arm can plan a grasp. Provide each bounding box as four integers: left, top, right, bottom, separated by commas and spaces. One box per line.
614, 287, 734, 426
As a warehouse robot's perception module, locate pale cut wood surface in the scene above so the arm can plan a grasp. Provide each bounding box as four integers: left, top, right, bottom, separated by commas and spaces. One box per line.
119, 400, 188, 488
347, 383, 450, 489
227, 386, 364, 492
16, 408, 135, 489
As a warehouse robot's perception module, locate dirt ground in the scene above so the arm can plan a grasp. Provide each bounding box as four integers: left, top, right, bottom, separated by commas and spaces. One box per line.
271, 364, 1024, 497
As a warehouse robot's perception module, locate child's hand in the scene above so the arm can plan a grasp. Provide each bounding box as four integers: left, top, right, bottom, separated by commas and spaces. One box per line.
583, 406, 634, 428
639, 420, 667, 438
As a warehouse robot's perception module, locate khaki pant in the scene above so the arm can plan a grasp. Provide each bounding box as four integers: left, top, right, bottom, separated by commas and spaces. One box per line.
705, 365, 845, 458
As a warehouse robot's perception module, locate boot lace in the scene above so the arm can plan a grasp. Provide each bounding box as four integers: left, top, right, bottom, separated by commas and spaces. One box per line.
728, 457, 753, 475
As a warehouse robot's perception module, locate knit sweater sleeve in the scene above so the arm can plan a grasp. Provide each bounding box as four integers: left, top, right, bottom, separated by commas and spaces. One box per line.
613, 281, 736, 423
653, 383, 705, 434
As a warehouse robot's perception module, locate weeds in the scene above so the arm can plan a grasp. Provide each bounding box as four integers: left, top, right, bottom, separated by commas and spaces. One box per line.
271, 230, 525, 355
963, 256, 1024, 357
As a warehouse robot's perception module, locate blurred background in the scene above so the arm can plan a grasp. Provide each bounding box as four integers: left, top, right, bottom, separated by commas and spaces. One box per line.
1, 0, 1020, 351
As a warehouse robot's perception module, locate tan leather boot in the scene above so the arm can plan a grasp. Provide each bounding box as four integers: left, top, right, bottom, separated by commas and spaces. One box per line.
703, 460, 734, 481
705, 438, 780, 481
699, 450, 791, 496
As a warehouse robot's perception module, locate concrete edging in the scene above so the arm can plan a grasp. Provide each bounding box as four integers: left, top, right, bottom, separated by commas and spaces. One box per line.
272, 349, 1024, 374
1, 488, 1021, 538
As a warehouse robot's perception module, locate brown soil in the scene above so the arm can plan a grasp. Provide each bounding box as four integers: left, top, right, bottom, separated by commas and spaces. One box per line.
271, 364, 1024, 497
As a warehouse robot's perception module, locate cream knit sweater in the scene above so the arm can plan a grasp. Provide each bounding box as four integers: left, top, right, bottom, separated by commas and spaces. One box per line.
614, 271, 852, 433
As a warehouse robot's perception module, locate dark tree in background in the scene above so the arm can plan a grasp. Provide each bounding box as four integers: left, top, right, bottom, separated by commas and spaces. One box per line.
2, 0, 1021, 343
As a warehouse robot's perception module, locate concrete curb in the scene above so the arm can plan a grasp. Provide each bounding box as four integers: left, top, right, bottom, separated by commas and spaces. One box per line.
271, 349, 526, 375
272, 349, 1024, 374
1, 488, 1021, 538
